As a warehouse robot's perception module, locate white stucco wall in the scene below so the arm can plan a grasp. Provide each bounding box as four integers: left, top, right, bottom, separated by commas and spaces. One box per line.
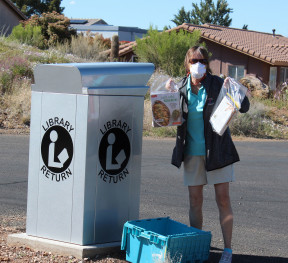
73, 25, 147, 42
76, 29, 146, 41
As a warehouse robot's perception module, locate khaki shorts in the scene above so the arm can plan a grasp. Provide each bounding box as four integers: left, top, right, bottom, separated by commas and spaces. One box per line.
183, 155, 235, 186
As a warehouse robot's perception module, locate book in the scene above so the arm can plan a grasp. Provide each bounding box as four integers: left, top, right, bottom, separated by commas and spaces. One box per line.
210, 96, 236, 135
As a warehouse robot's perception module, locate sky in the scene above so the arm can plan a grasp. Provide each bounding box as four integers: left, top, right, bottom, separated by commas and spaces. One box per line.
61, 0, 288, 37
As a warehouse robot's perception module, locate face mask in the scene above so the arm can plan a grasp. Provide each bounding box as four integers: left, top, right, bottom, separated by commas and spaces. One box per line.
190, 62, 206, 79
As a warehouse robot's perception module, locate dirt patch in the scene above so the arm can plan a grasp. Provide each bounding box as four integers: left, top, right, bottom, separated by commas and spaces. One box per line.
266, 107, 288, 126
0, 127, 29, 135
0, 216, 127, 263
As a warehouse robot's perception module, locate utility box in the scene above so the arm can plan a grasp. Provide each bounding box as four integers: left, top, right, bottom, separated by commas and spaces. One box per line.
26, 62, 154, 246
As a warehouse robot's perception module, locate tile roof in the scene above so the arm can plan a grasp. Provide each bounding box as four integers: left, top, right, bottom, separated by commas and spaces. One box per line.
119, 41, 137, 55
119, 23, 288, 66
101, 41, 137, 57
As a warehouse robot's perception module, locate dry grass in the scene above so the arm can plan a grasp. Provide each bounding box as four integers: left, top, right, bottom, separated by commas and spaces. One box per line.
55, 34, 108, 61
143, 99, 152, 131
0, 78, 31, 132
0, 35, 109, 134
230, 98, 288, 139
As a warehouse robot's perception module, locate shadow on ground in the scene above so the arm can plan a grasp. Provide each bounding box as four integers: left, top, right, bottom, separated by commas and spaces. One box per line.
208, 247, 288, 263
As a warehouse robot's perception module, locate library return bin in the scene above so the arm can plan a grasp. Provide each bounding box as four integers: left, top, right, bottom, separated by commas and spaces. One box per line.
121, 217, 212, 263
26, 62, 154, 246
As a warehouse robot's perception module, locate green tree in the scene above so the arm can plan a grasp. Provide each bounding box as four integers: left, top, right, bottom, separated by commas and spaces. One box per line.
171, 7, 192, 26
212, 0, 232, 26
172, 0, 233, 27
134, 28, 202, 77
11, 0, 64, 18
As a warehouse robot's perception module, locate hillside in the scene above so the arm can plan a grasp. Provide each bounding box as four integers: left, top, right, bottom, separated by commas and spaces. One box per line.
0, 37, 287, 139
0, 37, 92, 134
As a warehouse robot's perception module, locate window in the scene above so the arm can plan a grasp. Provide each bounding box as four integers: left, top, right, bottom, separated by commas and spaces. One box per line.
280, 67, 288, 84
131, 55, 138, 62
269, 67, 277, 90
228, 65, 245, 81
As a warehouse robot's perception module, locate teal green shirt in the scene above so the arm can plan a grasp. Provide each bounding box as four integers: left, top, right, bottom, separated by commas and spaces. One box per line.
185, 75, 207, 156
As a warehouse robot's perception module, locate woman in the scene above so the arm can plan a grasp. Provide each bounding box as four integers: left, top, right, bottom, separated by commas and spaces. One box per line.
170, 46, 250, 263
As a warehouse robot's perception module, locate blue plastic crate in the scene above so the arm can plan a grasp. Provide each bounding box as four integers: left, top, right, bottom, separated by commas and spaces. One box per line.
121, 217, 211, 263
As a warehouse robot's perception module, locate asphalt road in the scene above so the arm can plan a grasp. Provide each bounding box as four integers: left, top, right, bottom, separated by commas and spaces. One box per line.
0, 134, 287, 262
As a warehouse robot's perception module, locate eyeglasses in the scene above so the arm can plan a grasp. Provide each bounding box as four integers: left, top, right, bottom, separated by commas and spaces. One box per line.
189, 59, 208, 64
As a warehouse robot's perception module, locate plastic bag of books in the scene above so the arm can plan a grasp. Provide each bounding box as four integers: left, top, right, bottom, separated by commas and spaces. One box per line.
150, 75, 182, 127
210, 77, 248, 136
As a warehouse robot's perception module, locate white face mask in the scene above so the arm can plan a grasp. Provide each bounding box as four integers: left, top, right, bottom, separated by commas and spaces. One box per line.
190, 62, 206, 79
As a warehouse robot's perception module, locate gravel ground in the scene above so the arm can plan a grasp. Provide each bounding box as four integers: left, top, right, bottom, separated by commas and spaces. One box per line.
0, 215, 127, 263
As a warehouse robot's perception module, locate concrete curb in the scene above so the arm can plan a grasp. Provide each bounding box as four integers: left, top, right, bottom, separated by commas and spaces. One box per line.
7, 233, 121, 259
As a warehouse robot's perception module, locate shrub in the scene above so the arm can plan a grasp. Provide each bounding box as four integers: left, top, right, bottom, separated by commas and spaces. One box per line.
10, 24, 45, 48
230, 98, 287, 139
19, 11, 76, 48
134, 28, 202, 77
0, 72, 13, 94
0, 77, 31, 129
26, 49, 70, 64
0, 56, 33, 93
230, 99, 266, 137
95, 34, 111, 49
256, 97, 288, 110
55, 32, 107, 61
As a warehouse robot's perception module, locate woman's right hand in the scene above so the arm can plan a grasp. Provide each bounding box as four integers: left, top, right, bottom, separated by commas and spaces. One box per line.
165, 78, 177, 92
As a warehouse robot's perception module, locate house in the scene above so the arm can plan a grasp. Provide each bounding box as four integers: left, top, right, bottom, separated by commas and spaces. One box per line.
119, 23, 288, 89
0, 0, 27, 35
69, 18, 147, 42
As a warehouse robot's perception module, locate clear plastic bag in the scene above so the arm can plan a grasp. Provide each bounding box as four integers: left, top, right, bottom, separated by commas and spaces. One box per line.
150, 75, 182, 127
210, 77, 248, 136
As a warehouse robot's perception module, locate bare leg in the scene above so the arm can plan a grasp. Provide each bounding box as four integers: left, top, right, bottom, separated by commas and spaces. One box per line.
188, 185, 204, 230
214, 183, 233, 249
